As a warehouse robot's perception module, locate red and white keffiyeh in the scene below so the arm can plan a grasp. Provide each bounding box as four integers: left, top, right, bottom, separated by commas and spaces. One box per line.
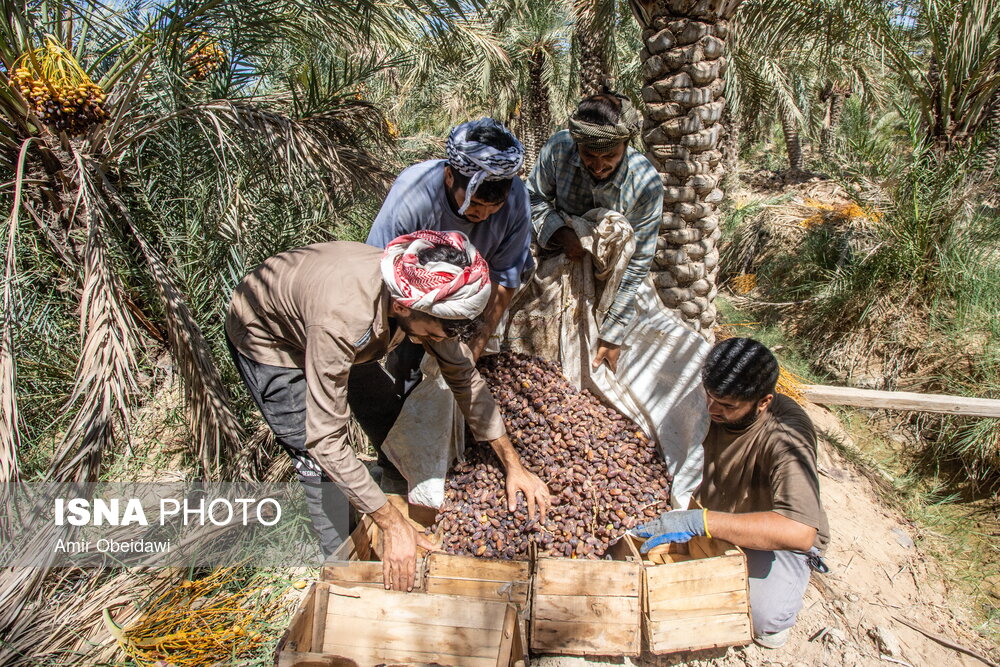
381, 230, 491, 320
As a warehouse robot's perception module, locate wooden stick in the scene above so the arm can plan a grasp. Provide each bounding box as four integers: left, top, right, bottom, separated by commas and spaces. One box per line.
802, 385, 1000, 418
892, 616, 999, 667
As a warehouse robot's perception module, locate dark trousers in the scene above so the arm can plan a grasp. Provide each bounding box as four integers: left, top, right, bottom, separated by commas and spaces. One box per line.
227, 339, 404, 555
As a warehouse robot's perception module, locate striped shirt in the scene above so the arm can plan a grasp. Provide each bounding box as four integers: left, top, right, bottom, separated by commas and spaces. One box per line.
526, 130, 663, 345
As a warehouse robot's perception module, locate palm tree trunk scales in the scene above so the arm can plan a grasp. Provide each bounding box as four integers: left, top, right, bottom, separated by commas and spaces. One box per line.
525, 50, 552, 172
780, 105, 804, 174
820, 92, 845, 161
637, 0, 742, 335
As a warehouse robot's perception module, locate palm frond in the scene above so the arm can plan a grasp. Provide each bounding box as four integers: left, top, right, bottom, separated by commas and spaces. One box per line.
130, 226, 246, 478
47, 158, 137, 483
0, 139, 35, 487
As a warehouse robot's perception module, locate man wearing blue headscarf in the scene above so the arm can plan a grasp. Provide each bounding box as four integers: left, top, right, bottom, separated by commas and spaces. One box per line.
365, 119, 533, 489
367, 118, 533, 375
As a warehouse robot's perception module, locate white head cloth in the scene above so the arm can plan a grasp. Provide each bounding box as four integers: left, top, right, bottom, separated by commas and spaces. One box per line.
381, 230, 492, 320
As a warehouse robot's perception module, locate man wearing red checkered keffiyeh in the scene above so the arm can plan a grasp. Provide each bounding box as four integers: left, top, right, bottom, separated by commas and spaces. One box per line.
226, 232, 550, 593
381, 230, 492, 322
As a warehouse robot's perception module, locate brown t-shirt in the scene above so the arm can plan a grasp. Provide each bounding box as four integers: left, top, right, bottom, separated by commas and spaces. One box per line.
226, 241, 506, 514
696, 394, 830, 552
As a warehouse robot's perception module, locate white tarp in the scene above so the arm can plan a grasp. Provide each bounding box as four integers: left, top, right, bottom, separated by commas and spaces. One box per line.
383, 208, 709, 509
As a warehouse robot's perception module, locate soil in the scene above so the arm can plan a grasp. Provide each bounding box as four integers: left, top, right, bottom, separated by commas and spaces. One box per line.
534, 402, 998, 667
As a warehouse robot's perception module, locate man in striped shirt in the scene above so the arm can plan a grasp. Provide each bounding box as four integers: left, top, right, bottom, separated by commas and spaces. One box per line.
527, 91, 664, 372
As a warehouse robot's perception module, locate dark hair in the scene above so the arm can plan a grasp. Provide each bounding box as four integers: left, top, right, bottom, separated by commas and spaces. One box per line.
467, 122, 518, 151
702, 337, 779, 403
449, 170, 512, 204
417, 244, 468, 267
414, 244, 484, 342
574, 91, 624, 126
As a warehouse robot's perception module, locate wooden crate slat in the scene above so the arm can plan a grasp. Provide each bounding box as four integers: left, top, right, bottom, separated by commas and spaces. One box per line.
532, 593, 638, 624
322, 615, 503, 659
426, 552, 530, 582
531, 619, 640, 655
647, 589, 748, 622
320, 641, 500, 667
309, 583, 329, 653
496, 603, 519, 666
646, 612, 752, 653
645, 555, 744, 588
321, 559, 425, 589
275, 649, 370, 667
324, 588, 508, 631
281, 584, 316, 653
328, 517, 377, 562
646, 569, 747, 604
426, 578, 530, 602
534, 558, 640, 596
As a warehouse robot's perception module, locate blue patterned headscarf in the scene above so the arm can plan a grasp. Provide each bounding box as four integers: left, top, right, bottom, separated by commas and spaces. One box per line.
445, 118, 525, 215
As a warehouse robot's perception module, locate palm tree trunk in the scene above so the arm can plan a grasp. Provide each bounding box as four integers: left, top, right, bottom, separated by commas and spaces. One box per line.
635, 0, 743, 335
524, 49, 552, 172
721, 105, 739, 183
576, 0, 614, 96
820, 92, 845, 161
780, 105, 803, 174
981, 92, 1000, 173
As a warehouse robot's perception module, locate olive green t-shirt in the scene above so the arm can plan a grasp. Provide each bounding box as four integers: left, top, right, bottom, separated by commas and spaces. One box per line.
696, 394, 830, 552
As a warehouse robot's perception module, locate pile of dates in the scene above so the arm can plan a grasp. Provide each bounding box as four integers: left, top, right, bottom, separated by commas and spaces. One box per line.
429, 352, 672, 560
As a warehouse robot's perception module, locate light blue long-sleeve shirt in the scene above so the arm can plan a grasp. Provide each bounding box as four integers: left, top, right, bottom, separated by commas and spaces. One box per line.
366, 160, 534, 289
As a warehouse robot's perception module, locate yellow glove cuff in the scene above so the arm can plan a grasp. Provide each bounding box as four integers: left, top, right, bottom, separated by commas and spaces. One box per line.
703, 508, 712, 539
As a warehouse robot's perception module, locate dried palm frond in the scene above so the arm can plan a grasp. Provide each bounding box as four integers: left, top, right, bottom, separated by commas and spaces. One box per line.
729, 273, 757, 295
132, 229, 245, 479
0, 139, 35, 489
799, 198, 881, 229
90, 168, 246, 479
0, 566, 183, 665
47, 159, 138, 483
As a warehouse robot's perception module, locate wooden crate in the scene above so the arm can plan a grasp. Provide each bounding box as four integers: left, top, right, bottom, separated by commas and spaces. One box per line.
530, 545, 643, 656
275, 581, 521, 667
321, 495, 531, 659
631, 535, 753, 654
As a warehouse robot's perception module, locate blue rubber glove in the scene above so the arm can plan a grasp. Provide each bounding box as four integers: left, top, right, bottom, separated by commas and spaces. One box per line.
633, 509, 707, 553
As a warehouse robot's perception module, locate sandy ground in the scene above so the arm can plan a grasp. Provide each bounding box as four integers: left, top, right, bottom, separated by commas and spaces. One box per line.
533, 403, 997, 667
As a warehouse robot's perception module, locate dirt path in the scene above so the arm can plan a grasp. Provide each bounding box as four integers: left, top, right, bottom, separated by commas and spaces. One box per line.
535, 403, 997, 667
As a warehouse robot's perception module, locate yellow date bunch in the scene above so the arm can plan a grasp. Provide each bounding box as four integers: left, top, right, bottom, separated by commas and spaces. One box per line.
9, 38, 109, 136
186, 37, 225, 81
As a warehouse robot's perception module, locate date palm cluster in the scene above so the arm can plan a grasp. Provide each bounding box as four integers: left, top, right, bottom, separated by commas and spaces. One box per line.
10, 40, 108, 135
429, 352, 672, 561
186, 39, 225, 81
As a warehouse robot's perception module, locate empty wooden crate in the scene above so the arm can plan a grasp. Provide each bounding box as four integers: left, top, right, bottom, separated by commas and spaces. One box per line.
635, 535, 753, 654
275, 581, 521, 667
530, 556, 643, 656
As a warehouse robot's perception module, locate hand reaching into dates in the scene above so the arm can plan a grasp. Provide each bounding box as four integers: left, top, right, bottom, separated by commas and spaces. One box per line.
592, 340, 621, 372
504, 465, 551, 520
